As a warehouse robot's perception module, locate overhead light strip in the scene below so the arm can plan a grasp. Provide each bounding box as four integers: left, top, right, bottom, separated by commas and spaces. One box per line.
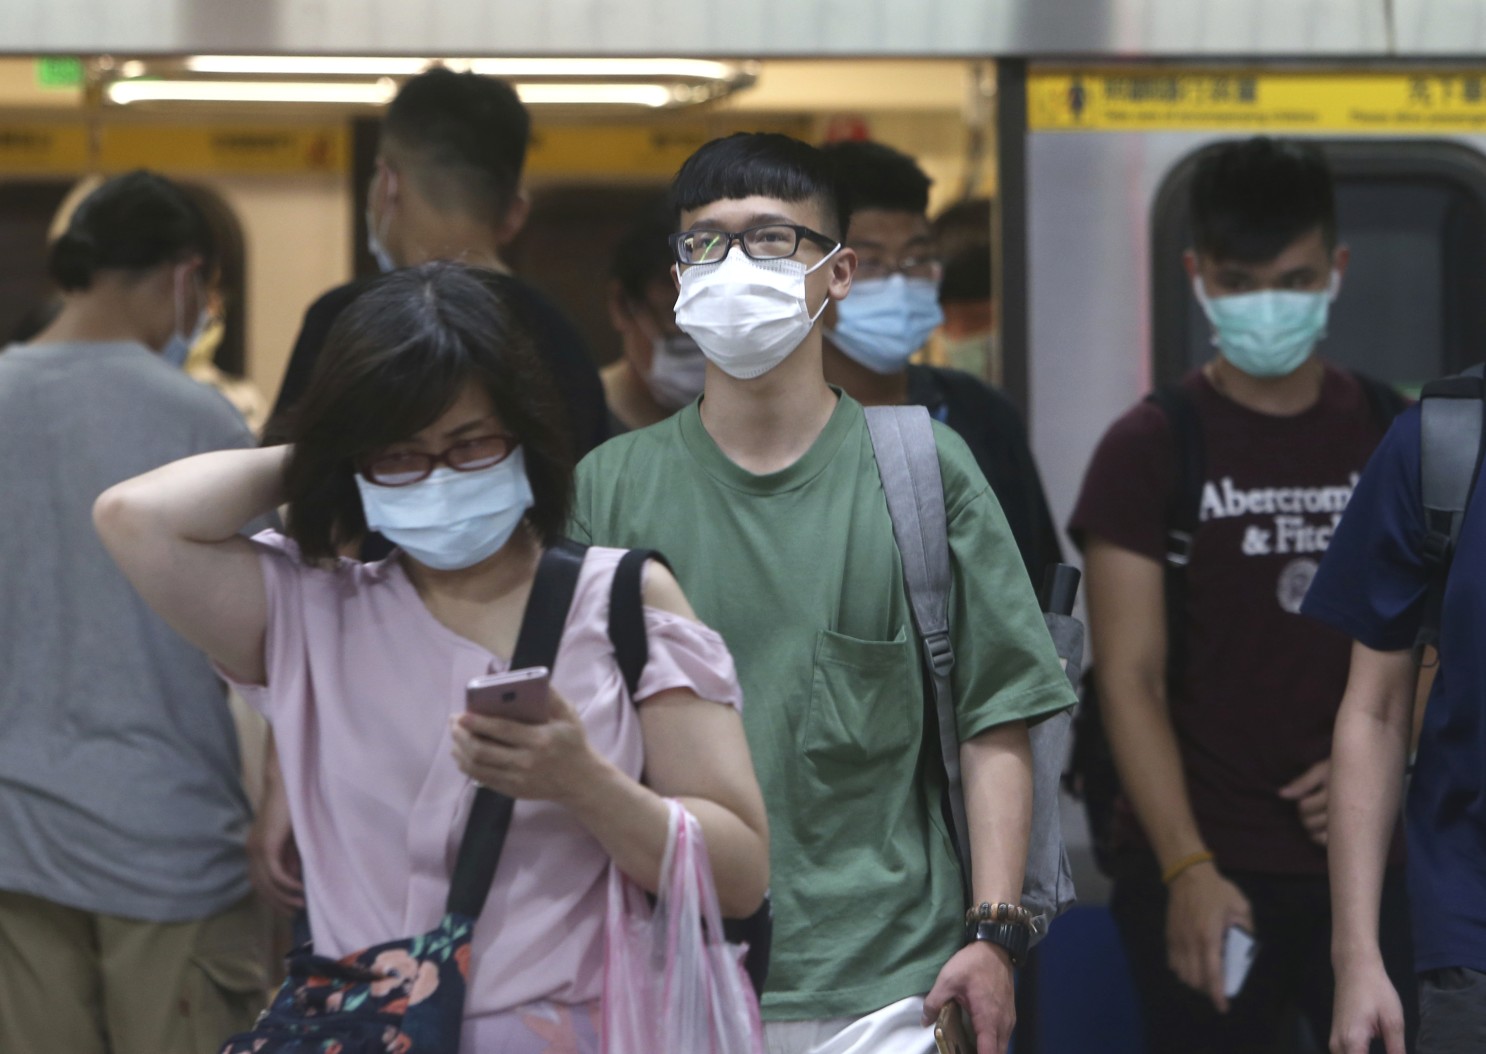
106, 78, 675, 108
106, 79, 401, 105
183, 56, 736, 81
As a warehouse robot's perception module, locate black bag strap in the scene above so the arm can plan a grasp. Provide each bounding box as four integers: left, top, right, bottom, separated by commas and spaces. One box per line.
602, 545, 773, 994
1145, 385, 1204, 688
446, 539, 589, 919
608, 548, 672, 698
1413, 363, 1486, 665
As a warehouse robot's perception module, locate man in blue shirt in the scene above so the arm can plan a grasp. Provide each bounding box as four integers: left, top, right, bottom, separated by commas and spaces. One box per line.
1302, 396, 1486, 1053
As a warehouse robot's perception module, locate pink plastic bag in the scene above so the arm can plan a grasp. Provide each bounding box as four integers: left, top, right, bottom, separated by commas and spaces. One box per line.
602, 799, 765, 1054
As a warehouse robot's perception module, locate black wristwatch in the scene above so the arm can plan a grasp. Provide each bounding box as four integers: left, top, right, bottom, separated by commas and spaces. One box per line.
965, 919, 1029, 967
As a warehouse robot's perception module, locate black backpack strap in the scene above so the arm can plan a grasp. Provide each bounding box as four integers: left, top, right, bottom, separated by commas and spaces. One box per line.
601, 545, 773, 995
446, 539, 589, 919
1413, 364, 1486, 666
608, 548, 672, 699
1144, 385, 1204, 686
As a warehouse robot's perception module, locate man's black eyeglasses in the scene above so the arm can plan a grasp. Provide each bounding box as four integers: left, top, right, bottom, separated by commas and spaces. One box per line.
668, 224, 838, 266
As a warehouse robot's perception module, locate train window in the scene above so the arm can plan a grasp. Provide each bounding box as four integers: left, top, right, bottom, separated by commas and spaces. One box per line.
1151, 140, 1486, 391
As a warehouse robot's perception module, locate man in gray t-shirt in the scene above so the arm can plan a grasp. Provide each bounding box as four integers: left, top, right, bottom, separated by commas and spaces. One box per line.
0, 340, 264, 1052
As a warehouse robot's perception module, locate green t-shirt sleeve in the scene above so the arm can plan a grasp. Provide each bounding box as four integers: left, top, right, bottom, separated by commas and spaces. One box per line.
936, 423, 1077, 740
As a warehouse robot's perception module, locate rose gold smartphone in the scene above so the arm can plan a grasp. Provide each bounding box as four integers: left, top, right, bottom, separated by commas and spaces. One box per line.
934, 1003, 973, 1054
465, 667, 551, 723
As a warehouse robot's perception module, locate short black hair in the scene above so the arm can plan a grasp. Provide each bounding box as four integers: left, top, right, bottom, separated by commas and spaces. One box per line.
820, 140, 931, 216
670, 132, 850, 241
382, 67, 531, 223
1190, 137, 1336, 264
281, 262, 573, 560
48, 171, 214, 292
610, 196, 676, 304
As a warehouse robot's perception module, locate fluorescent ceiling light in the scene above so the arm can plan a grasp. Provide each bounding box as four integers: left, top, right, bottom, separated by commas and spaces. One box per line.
472, 59, 733, 80
106, 79, 399, 105
512, 82, 674, 107
184, 56, 736, 81
185, 56, 430, 77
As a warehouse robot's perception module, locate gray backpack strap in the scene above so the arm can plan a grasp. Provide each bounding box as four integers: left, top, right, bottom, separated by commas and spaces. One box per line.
863, 406, 970, 907
866, 405, 1077, 945
1414, 363, 1486, 664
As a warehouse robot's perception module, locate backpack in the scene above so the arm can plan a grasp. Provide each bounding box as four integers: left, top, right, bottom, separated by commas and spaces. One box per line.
1412, 362, 1486, 665
1065, 369, 1407, 875
863, 405, 1083, 944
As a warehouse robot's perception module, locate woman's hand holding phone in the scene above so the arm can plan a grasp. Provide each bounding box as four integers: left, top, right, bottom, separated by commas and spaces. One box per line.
451, 671, 600, 805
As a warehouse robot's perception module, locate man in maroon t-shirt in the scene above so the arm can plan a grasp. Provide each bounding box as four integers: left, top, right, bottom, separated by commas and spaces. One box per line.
1069, 137, 1415, 1052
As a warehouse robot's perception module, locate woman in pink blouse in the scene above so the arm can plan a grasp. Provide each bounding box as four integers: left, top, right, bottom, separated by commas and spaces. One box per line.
95, 262, 770, 1054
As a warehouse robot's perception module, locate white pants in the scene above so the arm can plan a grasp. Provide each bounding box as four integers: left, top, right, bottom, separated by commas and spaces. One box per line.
763, 997, 936, 1054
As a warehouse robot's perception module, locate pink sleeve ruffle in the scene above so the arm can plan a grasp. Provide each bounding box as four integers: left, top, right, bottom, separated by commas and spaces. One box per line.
634, 607, 744, 712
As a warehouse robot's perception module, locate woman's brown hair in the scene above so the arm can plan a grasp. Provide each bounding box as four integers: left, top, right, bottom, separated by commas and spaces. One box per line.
281, 262, 574, 560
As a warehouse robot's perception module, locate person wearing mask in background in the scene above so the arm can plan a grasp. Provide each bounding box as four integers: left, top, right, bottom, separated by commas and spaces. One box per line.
268, 66, 607, 454
928, 197, 999, 381
818, 140, 1062, 585
572, 132, 1076, 1054
253, 67, 612, 922
1068, 136, 1415, 1052
602, 198, 707, 433
0, 170, 266, 1054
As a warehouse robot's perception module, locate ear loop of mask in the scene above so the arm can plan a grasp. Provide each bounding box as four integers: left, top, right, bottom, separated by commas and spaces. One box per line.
804, 244, 842, 323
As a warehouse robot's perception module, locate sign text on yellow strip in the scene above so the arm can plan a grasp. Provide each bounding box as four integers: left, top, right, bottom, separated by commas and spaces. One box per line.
1030, 68, 1486, 134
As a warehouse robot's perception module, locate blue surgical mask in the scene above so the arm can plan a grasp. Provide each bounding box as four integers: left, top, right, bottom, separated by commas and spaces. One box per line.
162, 265, 208, 369
1194, 273, 1338, 379
354, 450, 535, 571
828, 274, 945, 375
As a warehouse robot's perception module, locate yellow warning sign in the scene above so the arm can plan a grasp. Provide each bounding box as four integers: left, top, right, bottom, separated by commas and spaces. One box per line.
1030, 68, 1486, 134
100, 125, 347, 174
0, 124, 89, 172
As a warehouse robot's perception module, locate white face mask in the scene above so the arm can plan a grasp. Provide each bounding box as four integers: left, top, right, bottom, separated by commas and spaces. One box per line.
672, 245, 840, 380
367, 206, 397, 274
366, 169, 398, 273
354, 450, 535, 571
646, 333, 708, 410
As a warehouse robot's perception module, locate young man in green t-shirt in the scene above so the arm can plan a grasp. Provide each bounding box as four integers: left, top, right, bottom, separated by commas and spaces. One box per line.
570, 132, 1074, 1054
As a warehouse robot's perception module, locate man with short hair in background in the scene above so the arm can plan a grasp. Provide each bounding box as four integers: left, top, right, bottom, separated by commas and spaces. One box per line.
818, 140, 1061, 585
1069, 136, 1415, 1052
601, 197, 707, 433
268, 67, 606, 452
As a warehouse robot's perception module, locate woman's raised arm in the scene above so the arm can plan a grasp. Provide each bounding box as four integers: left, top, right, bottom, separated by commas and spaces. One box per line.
94, 445, 289, 685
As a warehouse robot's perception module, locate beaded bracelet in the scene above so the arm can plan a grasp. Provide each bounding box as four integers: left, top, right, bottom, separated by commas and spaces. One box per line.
964, 901, 1033, 928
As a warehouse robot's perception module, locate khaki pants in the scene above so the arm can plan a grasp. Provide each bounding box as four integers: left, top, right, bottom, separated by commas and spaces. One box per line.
0, 889, 266, 1054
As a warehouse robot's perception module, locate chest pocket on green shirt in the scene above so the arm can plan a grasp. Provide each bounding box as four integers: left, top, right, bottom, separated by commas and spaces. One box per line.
806, 629, 918, 765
